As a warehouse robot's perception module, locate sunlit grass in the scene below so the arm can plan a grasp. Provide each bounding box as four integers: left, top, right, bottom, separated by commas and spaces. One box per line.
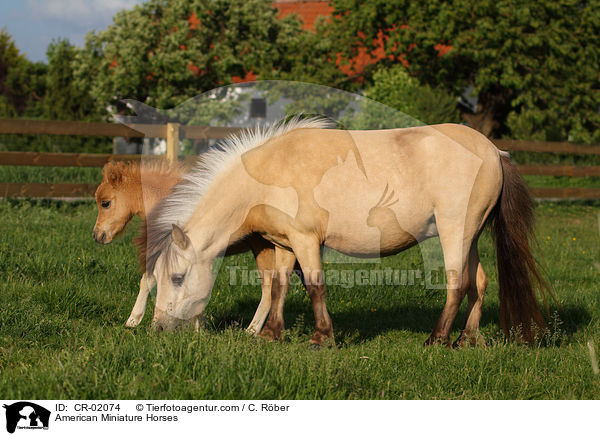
0, 200, 599, 399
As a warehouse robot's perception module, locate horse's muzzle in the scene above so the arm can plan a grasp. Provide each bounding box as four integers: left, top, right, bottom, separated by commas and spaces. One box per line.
92, 228, 109, 244
152, 311, 200, 332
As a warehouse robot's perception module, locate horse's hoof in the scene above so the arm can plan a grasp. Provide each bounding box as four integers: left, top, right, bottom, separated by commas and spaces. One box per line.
258, 326, 280, 341
125, 318, 139, 328
424, 336, 451, 347
453, 332, 486, 348
246, 326, 260, 336
310, 343, 321, 351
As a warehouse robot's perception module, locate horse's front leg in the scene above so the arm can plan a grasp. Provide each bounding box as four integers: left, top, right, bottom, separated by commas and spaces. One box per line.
125, 272, 155, 327
246, 242, 275, 335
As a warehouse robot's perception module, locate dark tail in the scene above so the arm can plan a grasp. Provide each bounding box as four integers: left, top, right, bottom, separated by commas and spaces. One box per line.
490, 155, 549, 344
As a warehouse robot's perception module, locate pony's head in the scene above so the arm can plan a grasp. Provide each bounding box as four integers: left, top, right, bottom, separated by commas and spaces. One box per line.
93, 162, 139, 244
152, 224, 213, 330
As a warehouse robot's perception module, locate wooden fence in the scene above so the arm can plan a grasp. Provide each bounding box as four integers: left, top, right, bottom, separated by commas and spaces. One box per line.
1, 118, 599, 199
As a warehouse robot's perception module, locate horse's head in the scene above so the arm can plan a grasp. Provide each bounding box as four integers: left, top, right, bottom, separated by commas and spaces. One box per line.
93, 162, 138, 244
152, 224, 213, 331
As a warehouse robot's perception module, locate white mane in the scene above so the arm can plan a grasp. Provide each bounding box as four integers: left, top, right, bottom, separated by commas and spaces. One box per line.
145, 115, 333, 273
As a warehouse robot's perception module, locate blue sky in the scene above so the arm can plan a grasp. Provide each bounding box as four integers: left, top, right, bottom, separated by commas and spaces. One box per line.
0, 0, 143, 62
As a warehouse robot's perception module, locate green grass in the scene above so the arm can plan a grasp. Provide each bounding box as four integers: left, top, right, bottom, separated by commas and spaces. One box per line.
0, 199, 599, 399
0, 166, 102, 184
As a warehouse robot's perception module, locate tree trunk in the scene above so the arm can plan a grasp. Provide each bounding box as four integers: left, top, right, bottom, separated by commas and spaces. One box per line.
461, 87, 512, 138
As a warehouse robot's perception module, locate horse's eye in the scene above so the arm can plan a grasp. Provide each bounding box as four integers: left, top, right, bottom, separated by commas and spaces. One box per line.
171, 273, 185, 287
101, 200, 111, 209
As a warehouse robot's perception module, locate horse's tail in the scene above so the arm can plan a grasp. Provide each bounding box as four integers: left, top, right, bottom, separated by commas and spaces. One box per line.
489, 155, 549, 344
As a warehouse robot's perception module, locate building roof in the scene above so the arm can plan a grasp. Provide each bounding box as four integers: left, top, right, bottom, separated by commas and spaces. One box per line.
272, 1, 334, 30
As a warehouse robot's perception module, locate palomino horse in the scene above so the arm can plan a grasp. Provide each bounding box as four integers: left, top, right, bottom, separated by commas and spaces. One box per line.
145, 117, 547, 346
92, 160, 287, 333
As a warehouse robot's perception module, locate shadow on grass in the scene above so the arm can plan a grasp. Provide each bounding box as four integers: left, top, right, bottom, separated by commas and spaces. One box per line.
209, 296, 592, 346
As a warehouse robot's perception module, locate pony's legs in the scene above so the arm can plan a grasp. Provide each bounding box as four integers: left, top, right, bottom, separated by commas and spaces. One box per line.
425, 218, 478, 347
246, 243, 275, 335
293, 237, 334, 347
259, 247, 296, 340
125, 272, 155, 328
454, 244, 488, 347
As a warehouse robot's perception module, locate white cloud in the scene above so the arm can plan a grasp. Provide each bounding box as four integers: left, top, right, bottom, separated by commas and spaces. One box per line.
26, 0, 140, 27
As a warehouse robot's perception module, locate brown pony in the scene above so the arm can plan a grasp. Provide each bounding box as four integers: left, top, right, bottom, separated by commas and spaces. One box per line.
93, 160, 185, 245
93, 159, 281, 333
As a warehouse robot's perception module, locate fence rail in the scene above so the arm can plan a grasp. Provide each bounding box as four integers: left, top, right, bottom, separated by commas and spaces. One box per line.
494, 139, 600, 155
529, 188, 600, 200
0, 118, 242, 140
2, 151, 599, 177
1, 118, 599, 199
0, 151, 141, 167
0, 182, 98, 198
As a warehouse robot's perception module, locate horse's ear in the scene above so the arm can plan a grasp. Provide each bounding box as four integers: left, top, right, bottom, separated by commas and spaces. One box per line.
172, 224, 190, 250
103, 162, 123, 188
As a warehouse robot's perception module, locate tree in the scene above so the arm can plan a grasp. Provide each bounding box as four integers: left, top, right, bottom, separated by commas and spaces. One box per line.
325, 0, 600, 141
365, 65, 460, 126
0, 30, 110, 152
262, 16, 349, 89
0, 28, 46, 118
44, 39, 99, 121
74, 0, 308, 118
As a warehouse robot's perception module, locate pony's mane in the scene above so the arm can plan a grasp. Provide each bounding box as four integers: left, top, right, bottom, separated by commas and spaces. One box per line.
140, 158, 188, 180
101, 159, 188, 187
144, 116, 333, 274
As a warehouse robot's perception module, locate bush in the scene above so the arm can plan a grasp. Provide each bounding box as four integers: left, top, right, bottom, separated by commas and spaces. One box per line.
366, 65, 461, 126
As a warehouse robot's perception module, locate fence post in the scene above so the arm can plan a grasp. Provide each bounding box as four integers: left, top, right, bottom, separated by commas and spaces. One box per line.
166, 123, 180, 162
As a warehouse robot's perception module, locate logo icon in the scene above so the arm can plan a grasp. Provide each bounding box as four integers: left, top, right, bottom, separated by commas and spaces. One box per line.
3, 402, 50, 434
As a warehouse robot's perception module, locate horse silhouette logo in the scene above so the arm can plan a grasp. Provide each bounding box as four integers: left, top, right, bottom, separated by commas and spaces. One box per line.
3, 402, 50, 433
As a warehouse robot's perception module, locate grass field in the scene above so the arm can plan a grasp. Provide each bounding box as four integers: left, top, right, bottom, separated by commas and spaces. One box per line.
0, 198, 599, 399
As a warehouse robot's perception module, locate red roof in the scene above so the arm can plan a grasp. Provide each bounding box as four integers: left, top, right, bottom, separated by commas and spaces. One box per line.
272, 1, 333, 30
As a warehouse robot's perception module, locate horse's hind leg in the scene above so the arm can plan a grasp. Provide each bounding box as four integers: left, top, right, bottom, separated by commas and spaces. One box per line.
126, 272, 155, 328
425, 216, 479, 347
454, 244, 488, 347
293, 236, 334, 347
259, 247, 296, 340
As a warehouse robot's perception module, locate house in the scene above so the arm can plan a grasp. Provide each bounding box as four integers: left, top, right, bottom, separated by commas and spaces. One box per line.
273, 0, 334, 30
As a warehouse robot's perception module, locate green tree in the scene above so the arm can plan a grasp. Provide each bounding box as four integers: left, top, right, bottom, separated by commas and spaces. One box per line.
75, 0, 307, 118
262, 16, 349, 89
326, 0, 600, 141
0, 28, 46, 118
44, 39, 99, 121
0, 30, 110, 152
365, 65, 460, 125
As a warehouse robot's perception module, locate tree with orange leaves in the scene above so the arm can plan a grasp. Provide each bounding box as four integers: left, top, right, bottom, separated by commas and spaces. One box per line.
326, 0, 600, 142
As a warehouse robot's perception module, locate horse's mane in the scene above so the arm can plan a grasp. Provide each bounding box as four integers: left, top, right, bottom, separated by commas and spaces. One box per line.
144, 116, 333, 275
102, 159, 188, 186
